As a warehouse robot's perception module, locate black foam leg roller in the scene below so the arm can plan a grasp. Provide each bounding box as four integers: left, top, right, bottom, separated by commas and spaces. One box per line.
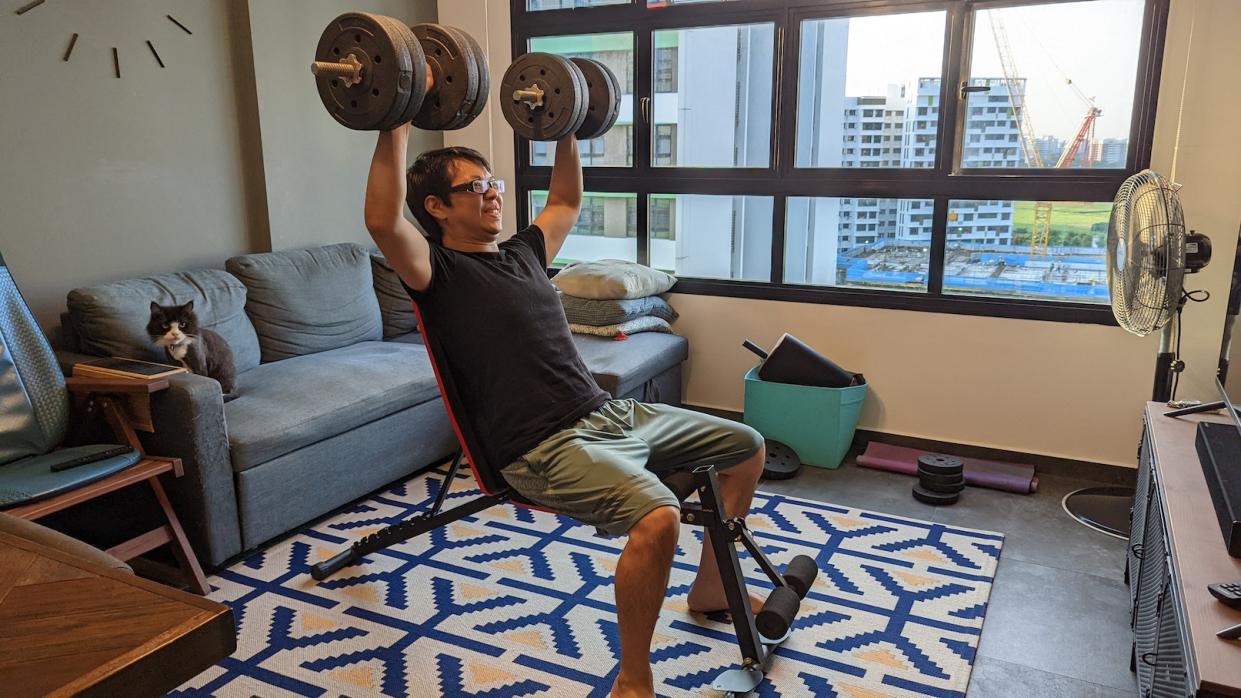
783, 555, 818, 599
756, 586, 801, 640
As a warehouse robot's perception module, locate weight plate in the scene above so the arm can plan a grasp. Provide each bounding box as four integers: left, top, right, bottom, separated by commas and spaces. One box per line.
562, 55, 591, 137
761, 440, 801, 480
411, 23, 479, 130
919, 476, 965, 494
919, 470, 966, 488
570, 57, 621, 141
451, 29, 491, 129
917, 453, 964, 476
385, 17, 429, 129
441, 25, 485, 130
912, 485, 960, 506
502, 52, 588, 141
314, 13, 414, 131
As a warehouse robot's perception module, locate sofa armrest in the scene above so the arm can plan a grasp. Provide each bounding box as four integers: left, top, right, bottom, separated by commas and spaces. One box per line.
65, 375, 170, 395
54, 348, 99, 377
142, 372, 242, 567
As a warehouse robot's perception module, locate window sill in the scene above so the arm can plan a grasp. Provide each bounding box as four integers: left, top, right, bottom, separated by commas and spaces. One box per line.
668, 278, 1117, 325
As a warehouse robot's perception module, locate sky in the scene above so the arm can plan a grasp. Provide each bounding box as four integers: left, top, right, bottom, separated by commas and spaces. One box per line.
837, 0, 1145, 140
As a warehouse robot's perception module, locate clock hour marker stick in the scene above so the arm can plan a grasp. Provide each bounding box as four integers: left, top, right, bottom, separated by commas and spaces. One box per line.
14, 0, 45, 16
63, 33, 78, 62
112, 47, 119, 79
167, 15, 192, 35
147, 40, 164, 68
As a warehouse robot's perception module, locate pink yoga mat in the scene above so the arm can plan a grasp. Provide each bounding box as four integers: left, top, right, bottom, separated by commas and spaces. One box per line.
856, 442, 1038, 494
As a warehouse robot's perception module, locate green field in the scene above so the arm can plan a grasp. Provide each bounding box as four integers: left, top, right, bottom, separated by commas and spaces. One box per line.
1009, 201, 1112, 247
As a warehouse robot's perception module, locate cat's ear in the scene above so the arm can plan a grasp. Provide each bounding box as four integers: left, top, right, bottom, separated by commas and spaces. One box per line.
150, 301, 161, 315
183, 299, 195, 312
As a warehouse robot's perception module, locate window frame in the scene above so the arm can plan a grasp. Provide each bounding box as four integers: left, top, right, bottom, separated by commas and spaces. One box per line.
512, 0, 1170, 325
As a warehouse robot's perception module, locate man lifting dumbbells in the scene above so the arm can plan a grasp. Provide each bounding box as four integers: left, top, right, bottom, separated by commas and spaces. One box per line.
313, 13, 795, 698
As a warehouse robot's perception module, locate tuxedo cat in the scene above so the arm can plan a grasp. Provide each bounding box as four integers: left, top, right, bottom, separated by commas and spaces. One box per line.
148, 300, 237, 398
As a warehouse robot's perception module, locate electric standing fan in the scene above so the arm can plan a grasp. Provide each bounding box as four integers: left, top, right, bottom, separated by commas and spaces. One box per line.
1063, 169, 1212, 537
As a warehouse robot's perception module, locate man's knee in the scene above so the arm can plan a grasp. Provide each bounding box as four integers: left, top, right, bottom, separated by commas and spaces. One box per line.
628, 505, 680, 550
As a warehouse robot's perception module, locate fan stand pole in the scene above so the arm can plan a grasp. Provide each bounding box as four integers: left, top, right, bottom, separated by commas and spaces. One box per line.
1064, 323, 1180, 538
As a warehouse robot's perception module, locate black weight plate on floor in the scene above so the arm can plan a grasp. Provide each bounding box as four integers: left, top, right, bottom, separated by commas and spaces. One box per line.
570, 57, 621, 141
919, 469, 965, 487
919, 476, 965, 494
762, 440, 801, 480
411, 23, 478, 130
912, 484, 959, 506
502, 52, 588, 141
314, 13, 414, 131
449, 28, 490, 130
917, 453, 964, 476
385, 17, 428, 128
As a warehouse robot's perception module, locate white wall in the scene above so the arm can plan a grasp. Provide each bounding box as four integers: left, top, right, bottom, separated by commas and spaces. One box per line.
0, 2, 259, 328
247, 0, 442, 251
452, 0, 1240, 467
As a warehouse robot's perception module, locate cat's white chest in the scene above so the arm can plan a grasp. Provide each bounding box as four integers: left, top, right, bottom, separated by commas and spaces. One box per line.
170, 344, 189, 361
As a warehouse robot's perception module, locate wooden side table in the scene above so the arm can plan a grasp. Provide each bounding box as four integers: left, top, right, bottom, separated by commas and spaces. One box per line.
0, 529, 235, 697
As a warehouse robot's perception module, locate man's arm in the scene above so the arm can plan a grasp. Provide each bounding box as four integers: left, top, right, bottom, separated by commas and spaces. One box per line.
365, 124, 433, 292
532, 135, 583, 266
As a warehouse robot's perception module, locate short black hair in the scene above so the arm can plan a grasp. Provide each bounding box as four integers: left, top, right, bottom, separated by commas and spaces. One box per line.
406, 147, 493, 245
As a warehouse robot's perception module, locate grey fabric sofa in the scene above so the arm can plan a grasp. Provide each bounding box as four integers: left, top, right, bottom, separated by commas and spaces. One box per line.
54, 243, 688, 567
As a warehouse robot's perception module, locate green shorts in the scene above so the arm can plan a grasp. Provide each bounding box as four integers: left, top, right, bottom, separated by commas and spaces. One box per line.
500, 399, 764, 536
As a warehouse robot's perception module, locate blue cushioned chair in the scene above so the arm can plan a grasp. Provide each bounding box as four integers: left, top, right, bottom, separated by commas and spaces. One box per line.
0, 252, 208, 593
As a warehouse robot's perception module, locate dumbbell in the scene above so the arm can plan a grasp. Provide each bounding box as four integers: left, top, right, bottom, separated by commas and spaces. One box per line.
500, 52, 622, 142
311, 13, 488, 132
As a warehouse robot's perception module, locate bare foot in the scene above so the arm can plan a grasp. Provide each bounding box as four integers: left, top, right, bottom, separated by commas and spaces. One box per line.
686, 589, 765, 615
611, 673, 655, 698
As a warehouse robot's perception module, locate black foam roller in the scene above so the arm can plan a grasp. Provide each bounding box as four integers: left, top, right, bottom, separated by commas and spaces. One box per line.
756, 586, 800, 640
784, 555, 818, 599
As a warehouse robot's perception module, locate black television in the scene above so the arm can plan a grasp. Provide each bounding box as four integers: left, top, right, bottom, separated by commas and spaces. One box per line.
1193, 225, 1241, 558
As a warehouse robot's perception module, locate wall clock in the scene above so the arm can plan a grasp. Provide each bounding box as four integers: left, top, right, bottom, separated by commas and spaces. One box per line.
13, 0, 193, 78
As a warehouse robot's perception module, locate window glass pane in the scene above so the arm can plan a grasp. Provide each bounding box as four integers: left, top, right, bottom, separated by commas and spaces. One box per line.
529, 33, 634, 167
652, 23, 774, 168
796, 12, 946, 169
962, 1, 1143, 169
943, 200, 1111, 303
527, 0, 627, 10
530, 191, 638, 266
785, 197, 932, 291
649, 194, 771, 280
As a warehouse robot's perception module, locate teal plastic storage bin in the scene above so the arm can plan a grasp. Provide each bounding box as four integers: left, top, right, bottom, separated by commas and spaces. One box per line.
742, 366, 867, 469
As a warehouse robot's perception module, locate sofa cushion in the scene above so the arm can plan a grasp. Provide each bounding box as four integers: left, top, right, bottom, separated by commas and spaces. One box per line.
226, 244, 382, 362
67, 270, 261, 372
572, 333, 688, 398
224, 341, 440, 471
552, 259, 677, 300
387, 332, 425, 345
371, 253, 418, 338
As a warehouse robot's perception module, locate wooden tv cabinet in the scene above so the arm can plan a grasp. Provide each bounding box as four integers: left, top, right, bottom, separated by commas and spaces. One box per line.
1129, 403, 1241, 697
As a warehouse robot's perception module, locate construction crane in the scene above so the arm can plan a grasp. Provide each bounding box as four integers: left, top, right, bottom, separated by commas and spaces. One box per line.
988, 12, 1102, 255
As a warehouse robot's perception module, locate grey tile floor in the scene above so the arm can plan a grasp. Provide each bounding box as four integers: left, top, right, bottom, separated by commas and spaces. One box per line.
760, 461, 1136, 697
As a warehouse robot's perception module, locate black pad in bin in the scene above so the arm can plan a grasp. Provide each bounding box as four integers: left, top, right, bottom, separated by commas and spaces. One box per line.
745, 333, 862, 389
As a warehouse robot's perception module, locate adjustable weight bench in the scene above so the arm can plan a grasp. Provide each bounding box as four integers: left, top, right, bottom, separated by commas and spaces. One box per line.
310, 306, 819, 694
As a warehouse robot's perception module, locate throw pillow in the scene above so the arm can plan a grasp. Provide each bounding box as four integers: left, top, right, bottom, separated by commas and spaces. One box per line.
569, 316, 673, 338
552, 259, 676, 300
560, 295, 679, 326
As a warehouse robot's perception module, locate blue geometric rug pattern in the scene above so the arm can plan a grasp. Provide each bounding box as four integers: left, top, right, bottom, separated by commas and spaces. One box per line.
173, 467, 1003, 697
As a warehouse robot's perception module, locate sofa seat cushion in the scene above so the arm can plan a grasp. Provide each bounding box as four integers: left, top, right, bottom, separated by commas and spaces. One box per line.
225, 341, 440, 472
572, 333, 688, 398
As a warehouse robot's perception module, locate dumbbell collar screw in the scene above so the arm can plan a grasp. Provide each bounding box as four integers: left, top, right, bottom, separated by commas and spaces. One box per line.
312, 53, 364, 87
513, 83, 545, 109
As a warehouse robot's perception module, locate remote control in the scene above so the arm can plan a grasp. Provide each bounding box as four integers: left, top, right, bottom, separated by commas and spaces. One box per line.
1208, 582, 1241, 610
50, 446, 135, 472
1219, 622, 1241, 640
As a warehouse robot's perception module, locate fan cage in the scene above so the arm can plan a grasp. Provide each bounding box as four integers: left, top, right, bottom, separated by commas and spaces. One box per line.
1108, 169, 1185, 336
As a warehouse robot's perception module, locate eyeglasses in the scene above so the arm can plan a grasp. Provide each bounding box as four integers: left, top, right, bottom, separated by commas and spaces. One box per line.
447, 177, 506, 195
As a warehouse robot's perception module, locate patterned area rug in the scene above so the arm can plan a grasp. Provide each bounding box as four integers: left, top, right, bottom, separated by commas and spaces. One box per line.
173, 467, 1003, 697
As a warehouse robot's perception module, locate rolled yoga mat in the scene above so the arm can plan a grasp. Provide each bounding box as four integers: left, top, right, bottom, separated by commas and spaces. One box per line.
857, 442, 1038, 494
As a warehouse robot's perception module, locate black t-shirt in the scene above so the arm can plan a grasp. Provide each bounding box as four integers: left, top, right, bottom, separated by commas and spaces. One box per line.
402, 225, 609, 471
